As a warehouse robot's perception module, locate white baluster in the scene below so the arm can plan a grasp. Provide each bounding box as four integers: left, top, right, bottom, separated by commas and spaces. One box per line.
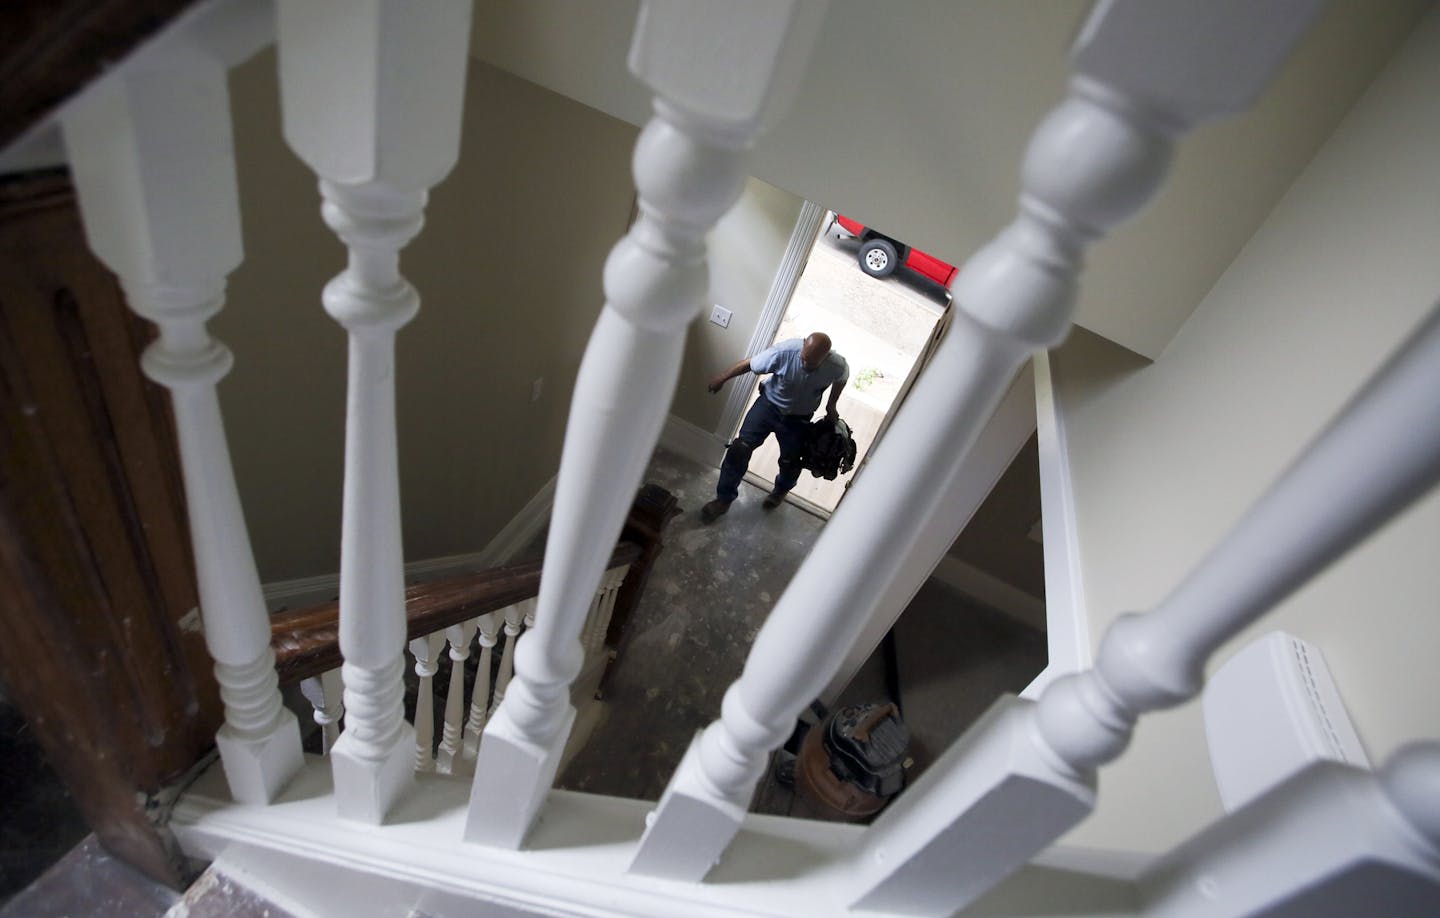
276, 0, 471, 823
587, 566, 628, 660
631, 0, 1326, 885
1140, 742, 1440, 916
843, 299, 1440, 915
436, 620, 477, 774
463, 614, 501, 761
299, 669, 346, 755
490, 601, 529, 711
578, 591, 603, 663
466, 0, 828, 850
574, 576, 610, 679
410, 634, 444, 773
60, 46, 303, 805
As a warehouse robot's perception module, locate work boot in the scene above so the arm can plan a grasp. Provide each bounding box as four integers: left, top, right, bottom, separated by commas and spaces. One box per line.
700, 499, 731, 523
762, 488, 788, 510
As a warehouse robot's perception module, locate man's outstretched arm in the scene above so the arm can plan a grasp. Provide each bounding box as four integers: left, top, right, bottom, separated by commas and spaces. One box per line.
708, 357, 754, 394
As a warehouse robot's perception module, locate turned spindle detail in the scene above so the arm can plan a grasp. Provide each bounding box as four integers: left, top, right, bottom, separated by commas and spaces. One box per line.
61, 58, 303, 806
436, 622, 477, 774
466, 0, 828, 849
463, 614, 500, 761
276, 0, 472, 823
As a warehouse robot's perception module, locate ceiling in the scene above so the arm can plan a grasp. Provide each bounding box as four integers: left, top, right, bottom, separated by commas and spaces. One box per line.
470, 0, 1432, 358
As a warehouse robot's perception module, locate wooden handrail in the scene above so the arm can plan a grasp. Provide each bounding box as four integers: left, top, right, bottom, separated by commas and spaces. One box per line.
271, 483, 678, 686
271, 542, 644, 686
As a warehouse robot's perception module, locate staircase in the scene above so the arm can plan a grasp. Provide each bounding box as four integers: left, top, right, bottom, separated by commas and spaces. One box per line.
2, 0, 1438, 915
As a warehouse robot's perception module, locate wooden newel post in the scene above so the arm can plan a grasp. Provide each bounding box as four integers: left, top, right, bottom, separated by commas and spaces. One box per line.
605, 483, 680, 649
0, 172, 222, 888
593, 483, 678, 700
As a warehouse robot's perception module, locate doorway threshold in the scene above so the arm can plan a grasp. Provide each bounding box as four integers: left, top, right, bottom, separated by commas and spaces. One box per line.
742, 471, 834, 522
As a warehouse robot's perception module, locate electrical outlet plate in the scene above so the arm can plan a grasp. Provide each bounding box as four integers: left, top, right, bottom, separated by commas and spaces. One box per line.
709, 304, 732, 328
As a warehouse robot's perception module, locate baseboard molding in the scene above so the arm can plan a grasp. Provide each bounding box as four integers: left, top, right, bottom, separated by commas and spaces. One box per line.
659, 413, 727, 468
175, 759, 1137, 916
932, 553, 1047, 634
261, 571, 345, 614
474, 474, 557, 567
262, 475, 558, 613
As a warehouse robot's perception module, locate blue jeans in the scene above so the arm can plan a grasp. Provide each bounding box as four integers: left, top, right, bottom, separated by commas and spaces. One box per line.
715, 389, 811, 502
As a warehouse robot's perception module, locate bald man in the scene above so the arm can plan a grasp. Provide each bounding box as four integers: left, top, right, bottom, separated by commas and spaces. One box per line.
701, 332, 849, 522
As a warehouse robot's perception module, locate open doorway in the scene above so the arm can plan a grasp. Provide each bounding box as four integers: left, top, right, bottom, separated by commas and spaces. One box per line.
740, 211, 954, 513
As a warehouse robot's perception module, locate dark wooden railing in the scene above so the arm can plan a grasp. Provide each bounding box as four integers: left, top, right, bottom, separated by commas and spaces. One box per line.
0, 164, 681, 890
270, 484, 679, 686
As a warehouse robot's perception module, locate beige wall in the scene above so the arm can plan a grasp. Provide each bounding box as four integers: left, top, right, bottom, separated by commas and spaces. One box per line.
946, 433, 1044, 602
1054, 7, 1440, 853
216, 52, 638, 582
670, 177, 804, 433
470, 0, 1427, 358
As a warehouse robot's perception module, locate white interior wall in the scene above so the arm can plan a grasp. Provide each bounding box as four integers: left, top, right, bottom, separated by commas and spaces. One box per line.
669, 177, 804, 434
469, 0, 1428, 359
1051, 6, 1440, 853
216, 53, 638, 582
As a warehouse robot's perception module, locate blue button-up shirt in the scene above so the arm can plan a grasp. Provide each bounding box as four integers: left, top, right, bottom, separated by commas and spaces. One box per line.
750, 338, 849, 416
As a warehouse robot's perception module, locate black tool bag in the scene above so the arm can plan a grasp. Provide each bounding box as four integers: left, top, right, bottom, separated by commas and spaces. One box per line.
822, 702, 909, 798
802, 416, 857, 480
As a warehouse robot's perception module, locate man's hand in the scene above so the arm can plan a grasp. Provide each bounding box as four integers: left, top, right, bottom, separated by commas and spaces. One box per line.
709, 357, 754, 394
826, 405, 839, 420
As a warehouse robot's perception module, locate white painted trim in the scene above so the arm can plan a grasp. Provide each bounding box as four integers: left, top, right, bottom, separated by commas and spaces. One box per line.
262, 552, 486, 613
818, 366, 1038, 708
1021, 350, 1093, 700
931, 556, 1047, 632
475, 474, 558, 566
715, 199, 827, 441
402, 551, 495, 581
659, 413, 728, 468
1031, 844, 1156, 883
261, 572, 343, 613
262, 475, 557, 612
172, 758, 1137, 917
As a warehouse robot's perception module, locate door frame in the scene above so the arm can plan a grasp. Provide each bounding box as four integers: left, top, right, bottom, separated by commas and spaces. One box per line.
713, 200, 828, 442
721, 201, 1093, 706
717, 201, 952, 515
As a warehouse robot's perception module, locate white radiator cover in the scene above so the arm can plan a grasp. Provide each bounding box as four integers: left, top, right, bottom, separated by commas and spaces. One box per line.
1203, 631, 1370, 812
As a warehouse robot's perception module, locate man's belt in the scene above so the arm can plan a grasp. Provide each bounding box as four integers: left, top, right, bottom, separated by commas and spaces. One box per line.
760, 382, 815, 417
